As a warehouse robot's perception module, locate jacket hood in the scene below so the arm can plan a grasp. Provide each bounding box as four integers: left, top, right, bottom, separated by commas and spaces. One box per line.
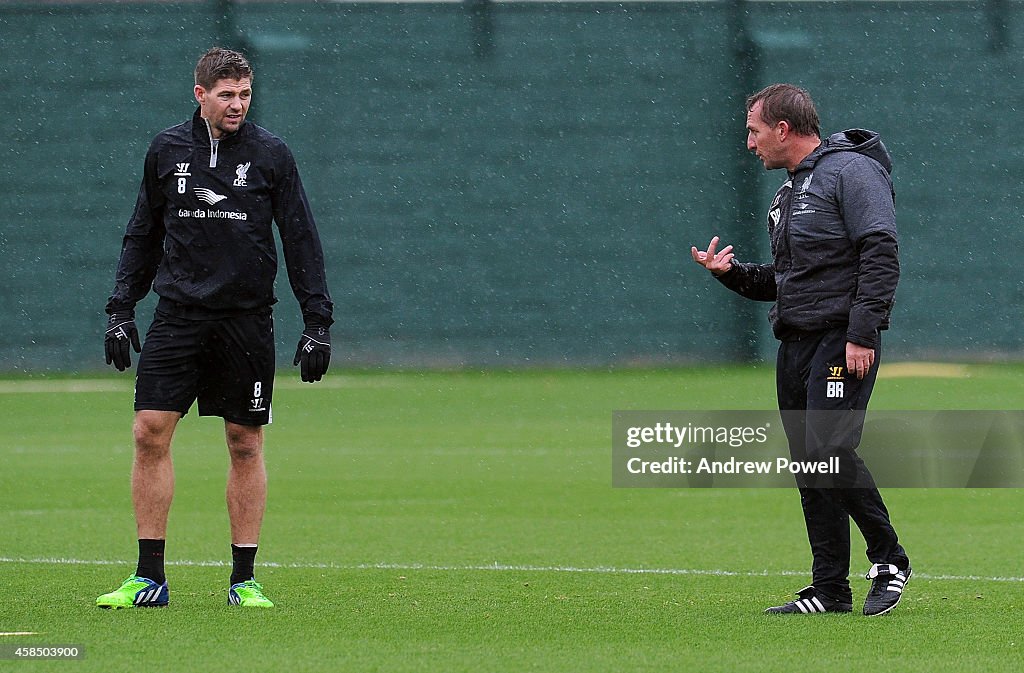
814, 128, 893, 174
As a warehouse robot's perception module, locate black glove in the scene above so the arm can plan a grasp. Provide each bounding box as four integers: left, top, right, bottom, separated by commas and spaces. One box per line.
293, 325, 331, 383
105, 311, 141, 372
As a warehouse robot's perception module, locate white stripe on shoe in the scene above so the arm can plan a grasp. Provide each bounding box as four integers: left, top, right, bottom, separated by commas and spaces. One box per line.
795, 597, 826, 613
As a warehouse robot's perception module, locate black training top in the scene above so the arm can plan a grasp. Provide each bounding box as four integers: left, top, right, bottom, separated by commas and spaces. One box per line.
716, 129, 899, 349
107, 108, 333, 327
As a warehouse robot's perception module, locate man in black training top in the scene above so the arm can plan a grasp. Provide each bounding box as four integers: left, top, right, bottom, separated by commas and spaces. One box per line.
99, 47, 333, 609
691, 84, 911, 617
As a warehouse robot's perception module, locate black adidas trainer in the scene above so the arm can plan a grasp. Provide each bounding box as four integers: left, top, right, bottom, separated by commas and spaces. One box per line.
765, 585, 854, 615
863, 563, 912, 617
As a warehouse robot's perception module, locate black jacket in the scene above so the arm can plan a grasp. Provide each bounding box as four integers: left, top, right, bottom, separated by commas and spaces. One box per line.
107, 109, 333, 327
716, 129, 899, 349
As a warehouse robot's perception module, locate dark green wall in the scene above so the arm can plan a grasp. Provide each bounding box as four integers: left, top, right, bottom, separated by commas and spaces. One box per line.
1, 2, 1021, 372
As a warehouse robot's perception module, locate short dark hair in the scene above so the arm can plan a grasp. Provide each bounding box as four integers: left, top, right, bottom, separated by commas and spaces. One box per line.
747, 84, 820, 138
194, 47, 253, 90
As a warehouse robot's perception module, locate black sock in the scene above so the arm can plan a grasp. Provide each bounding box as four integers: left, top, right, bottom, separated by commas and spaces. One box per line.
230, 544, 258, 586
136, 539, 166, 585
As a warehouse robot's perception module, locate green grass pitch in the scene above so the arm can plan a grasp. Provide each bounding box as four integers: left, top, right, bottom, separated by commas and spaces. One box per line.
1, 365, 1023, 672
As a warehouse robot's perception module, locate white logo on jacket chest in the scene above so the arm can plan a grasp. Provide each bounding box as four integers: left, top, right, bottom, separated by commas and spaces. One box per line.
174, 163, 192, 195
793, 172, 817, 215
194, 187, 228, 205
768, 181, 791, 229
234, 162, 251, 187
799, 172, 814, 194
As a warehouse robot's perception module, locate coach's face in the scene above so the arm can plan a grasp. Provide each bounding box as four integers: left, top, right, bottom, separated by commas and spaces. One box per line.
746, 100, 785, 170
195, 77, 252, 139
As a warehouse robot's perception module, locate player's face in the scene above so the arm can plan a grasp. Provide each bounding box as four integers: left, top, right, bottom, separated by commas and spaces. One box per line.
746, 101, 785, 170
195, 77, 252, 139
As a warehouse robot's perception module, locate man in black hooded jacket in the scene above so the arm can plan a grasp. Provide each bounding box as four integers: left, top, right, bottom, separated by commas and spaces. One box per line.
692, 84, 911, 617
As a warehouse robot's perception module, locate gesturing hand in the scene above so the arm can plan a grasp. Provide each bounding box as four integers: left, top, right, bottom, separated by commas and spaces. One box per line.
691, 236, 735, 276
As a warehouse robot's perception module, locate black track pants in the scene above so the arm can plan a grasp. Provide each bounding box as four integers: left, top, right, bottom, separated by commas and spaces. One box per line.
776, 328, 909, 603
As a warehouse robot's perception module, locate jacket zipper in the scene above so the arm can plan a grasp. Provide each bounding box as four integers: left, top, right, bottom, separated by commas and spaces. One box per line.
772, 177, 795, 312
203, 118, 218, 168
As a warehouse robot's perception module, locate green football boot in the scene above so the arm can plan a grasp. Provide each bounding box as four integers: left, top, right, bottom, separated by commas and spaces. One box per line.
96, 575, 169, 609
228, 579, 275, 608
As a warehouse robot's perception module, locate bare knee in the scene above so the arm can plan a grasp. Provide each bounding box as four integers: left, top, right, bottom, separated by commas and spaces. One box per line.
133, 411, 179, 459
226, 423, 264, 462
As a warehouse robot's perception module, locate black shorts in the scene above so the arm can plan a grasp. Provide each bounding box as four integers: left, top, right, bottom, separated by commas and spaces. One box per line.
135, 310, 275, 426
